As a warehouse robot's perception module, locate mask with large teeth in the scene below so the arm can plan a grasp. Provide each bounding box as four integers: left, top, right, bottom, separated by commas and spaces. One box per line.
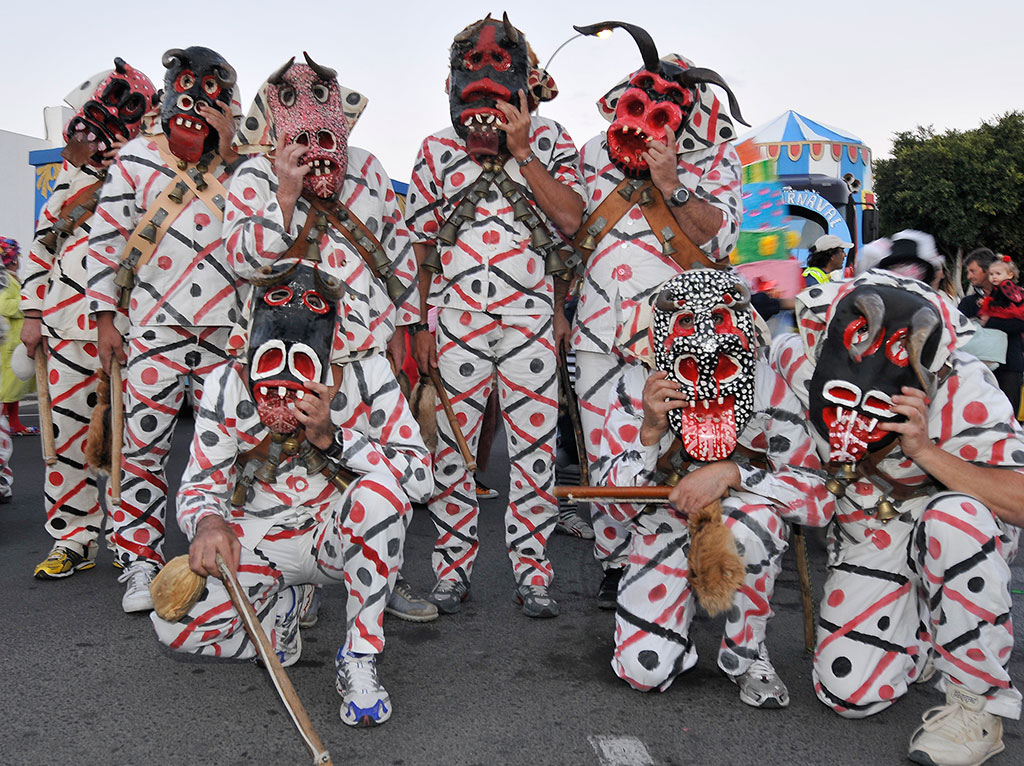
246, 261, 343, 434
62, 58, 156, 169
265, 54, 349, 199
808, 284, 942, 464
651, 270, 757, 462
159, 46, 236, 163
448, 13, 530, 160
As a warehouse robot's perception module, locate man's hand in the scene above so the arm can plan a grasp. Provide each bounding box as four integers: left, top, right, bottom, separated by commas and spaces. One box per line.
644, 126, 681, 198
293, 378, 336, 450
879, 386, 934, 461
95, 311, 126, 375
198, 101, 238, 163
493, 91, 533, 163
667, 461, 740, 519
273, 134, 310, 229
412, 329, 437, 374
100, 132, 128, 169
20, 317, 46, 359
387, 328, 407, 376
553, 310, 570, 355
189, 514, 241, 578
640, 371, 686, 446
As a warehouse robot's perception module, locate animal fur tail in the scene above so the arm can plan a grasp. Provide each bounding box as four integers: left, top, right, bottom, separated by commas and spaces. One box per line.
410, 375, 438, 454
687, 500, 745, 616
84, 369, 112, 473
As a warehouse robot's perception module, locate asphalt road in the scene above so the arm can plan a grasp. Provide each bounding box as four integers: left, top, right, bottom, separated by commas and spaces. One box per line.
1, 409, 1021, 766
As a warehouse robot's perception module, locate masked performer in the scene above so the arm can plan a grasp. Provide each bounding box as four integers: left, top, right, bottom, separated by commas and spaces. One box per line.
21, 60, 156, 579
151, 260, 431, 727
596, 269, 830, 706
569, 22, 745, 608
222, 53, 431, 621
771, 267, 1022, 765
405, 14, 585, 617
87, 46, 243, 611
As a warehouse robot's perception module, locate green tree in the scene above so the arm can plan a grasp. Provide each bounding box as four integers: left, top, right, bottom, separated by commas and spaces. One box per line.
874, 112, 1024, 256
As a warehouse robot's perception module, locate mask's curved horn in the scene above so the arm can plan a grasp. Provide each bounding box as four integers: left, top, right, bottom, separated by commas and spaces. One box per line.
313, 265, 346, 301
573, 21, 659, 73
655, 289, 687, 313
732, 281, 751, 310
502, 12, 519, 45
302, 51, 336, 81
907, 306, 941, 393
679, 67, 749, 126
454, 14, 490, 43
250, 260, 300, 287
849, 291, 885, 362
267, 56, 295, 86
114, 57, 128, 75
214, 61, 237, 88
162, 48, 186, 70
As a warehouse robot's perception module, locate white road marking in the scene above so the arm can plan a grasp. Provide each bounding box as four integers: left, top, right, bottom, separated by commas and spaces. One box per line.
588, 735, 656, 766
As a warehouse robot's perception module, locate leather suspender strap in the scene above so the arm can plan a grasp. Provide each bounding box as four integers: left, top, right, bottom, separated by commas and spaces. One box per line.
150, 135, 227, 220
282, 208, 320, 261
573, 178, 635, 259
58, 180, 104, 222
308, 197, 388, 280
640, 186, 723, 271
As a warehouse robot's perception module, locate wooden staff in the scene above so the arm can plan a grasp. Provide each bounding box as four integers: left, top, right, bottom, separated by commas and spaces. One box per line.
34, 351, 57, 465
110, 358, 124, 506
557, 346, 589, 485
791, 525, 816, 653
216, 554, 333, 766
427, 366, 476, 471
553, 485, 672, 504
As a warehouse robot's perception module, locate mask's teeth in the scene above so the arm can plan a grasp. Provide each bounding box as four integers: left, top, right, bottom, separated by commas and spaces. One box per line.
278, 386, 287, 398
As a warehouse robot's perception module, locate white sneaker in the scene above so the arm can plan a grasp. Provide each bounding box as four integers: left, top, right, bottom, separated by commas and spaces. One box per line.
908, 684, 1005, 766
298, 584, 321, 629
729, 645, 790, 708
273, 586, 304, 667
118, 562, 156, 613
336, 650, 392, 727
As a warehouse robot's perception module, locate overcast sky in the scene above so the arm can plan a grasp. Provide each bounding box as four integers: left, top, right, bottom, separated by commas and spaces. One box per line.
4, 0, 1022, 180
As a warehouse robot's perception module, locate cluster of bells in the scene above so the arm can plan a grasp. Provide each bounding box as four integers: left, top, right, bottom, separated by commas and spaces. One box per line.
231, 432, 355, 507
577, 179, 680, 261
38, 185, 104, 254
826, 463, 900, 522
422, 161, 577, 280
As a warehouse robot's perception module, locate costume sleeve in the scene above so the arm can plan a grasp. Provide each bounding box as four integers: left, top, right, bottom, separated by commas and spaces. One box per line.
223, 157, 301, 281
21, 164, 74, 314
86, 153, 140, 315
332, 355, 433, 503
540, 121, 586, 203
404, 138, 444, 245
689, 141, 742, 262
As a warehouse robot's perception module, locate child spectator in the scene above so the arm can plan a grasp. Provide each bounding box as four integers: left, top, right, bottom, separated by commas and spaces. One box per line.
980, 254, 1024, 322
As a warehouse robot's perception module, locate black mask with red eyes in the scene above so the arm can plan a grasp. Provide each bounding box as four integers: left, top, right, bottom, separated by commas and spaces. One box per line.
808, 285, 942, 464
651, 271, 757, 462
63, 58, 157, 169
160, 46, 236, 163
247, 262, 344, 434
449, 12, 529, 160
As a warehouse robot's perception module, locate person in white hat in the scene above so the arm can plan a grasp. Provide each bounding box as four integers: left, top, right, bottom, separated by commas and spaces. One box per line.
803, 234, 853, 286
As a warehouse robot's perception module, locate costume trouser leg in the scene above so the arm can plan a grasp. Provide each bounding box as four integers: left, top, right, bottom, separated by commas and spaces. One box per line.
152, 474, 408, 657
575, 350, 631, 568
813, 493, 1021, 719
429, 310, 558, 587
112, 326, 230, 568
41, 339, 102, 557
612, 497, 788, 691
0, 412, 10, 499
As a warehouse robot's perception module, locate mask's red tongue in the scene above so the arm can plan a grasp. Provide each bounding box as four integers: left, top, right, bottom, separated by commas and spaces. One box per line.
168, 118, 210, 163
824, 406, 887, 463
680, 396, 737, 462
466, 128, 500, 159
255, 385, 299, 434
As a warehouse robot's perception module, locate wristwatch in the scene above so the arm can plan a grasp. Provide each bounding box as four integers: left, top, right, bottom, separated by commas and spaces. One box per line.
667, 185, 691, 207
406, 322, 429, 335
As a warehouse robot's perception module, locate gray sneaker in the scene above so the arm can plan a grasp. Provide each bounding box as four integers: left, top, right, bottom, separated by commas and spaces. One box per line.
385, 579, 439, 622
908, 684, 1004, 766
513, 584, 559, 618
119, 562, 156, 613
426, 579, 469, 614
729, 645, 790, 708
273, 586, 303, 668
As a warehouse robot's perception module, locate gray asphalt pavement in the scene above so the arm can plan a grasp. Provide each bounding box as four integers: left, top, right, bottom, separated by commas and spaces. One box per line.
1, 407, 1021, 766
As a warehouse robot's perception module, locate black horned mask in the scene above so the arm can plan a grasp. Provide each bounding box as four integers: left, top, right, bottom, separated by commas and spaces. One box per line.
651, 270, 757, 462
160, 46, 236, 162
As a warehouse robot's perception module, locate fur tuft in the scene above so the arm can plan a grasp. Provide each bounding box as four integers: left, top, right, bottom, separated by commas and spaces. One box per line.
84, 369, 112, 473
687, 500, 745, 616
410, 376, 438, 454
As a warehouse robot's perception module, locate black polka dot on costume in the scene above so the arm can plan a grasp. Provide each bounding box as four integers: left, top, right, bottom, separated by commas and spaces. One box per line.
808, 288, 822, 299
721, 127, 732, 139
831, 656, 852, 678
388, 538, 400, 556
507, 524, 517, 534
443, 465, 457, 475
185, 351, 201, 368
245, 116, 259, 131
877, 616, 890, 631
529, 358, 544, 374
370, 410, 385, 427
228, 308, 237, 323
440, 151, 452, 163
200, 431, 219, 447
51, 518, 67, 530
357, 567, 372, 586
768, 435, 791, 453
80, 81, 90, 90
537, 137, 551, 151
968, 577, 985, 593
190, 284, 202, 297
656, 522, 672, 535
144, 330, 156, 342
367, 218, 379, 234
728, 606, 741, 623
87, 392, 98, 407
323, 540, 337, 558
123, 205, 132, 217
525, 299, 534, 309
155, 313, 166, 323
1012, 450, 1024, 464
237, 400, 255, 418
682, 139, 694, 150
414, 468, 426, 481
459, 363, 473, 377
140, 414, 158, 432
532, 459, 544, 474
136, 488, 152, 504
333, 393, 347, 411
719, 652, 739, 671
486, 190, 499, 204
471, 279, 482, 293
488, 283, 496, 297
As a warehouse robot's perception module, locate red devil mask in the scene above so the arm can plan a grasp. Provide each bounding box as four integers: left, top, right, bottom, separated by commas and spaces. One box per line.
265, 54, 349, 199
62, 58, 156, 168
160, 46, 236, 163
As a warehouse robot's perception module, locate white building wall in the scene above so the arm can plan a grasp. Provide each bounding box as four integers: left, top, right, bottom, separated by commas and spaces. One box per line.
0, 128, 53, 253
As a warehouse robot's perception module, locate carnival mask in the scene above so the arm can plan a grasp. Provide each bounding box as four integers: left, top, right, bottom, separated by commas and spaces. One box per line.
651, 271, 757, 462
62, 58, 156, 168
265, 54, 349, 199
808, 285, 941, 464
160, 46, 236, 163
247, 261, 344, 434
448, 12, 530, 159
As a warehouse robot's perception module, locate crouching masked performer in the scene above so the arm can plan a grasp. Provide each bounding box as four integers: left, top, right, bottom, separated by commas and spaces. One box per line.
771, 269, 1023, 765
595, 269, 831, 706
151, 260, 432, 728
568, 22, 746, 608
22, 59, 157, 579
86, 46, 245, 612
405, 13, 585, 618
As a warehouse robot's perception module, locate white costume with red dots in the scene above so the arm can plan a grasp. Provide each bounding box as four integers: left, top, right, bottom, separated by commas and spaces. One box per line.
404, 119, 585, 588
771, 272, 1022, 720
151, 354, 431, 658
86, 136, 243, 568
572, 136, 742, 571
596, 360, 830, 691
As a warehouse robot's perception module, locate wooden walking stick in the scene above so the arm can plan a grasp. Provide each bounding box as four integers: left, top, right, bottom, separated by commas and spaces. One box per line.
791, 525, 816, 652
216, 554, 333, 766
110, 358, 123, 506
34, 352, 57, 465
427, 366, 476, 471
557, 346, 589, 485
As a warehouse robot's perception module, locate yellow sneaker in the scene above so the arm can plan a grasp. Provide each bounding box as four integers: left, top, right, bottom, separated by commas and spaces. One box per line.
34, 546, 95, 580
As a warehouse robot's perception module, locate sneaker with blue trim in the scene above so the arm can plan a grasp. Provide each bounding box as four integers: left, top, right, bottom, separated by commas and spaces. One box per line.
426, 578, 469, 614
273, 586, 304, 667
336, 650, 391, 727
